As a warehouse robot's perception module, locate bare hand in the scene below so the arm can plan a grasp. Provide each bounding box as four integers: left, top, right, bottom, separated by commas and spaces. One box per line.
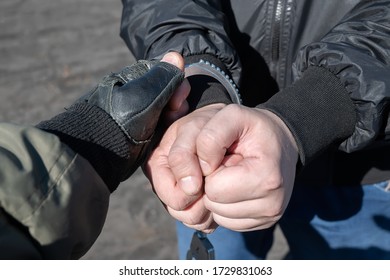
196, 104, 299, 231
143, 103, 226, 232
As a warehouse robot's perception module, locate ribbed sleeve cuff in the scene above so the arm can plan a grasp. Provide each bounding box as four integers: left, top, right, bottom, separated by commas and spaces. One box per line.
257, 66, 356, 166
36, 103, 130, 192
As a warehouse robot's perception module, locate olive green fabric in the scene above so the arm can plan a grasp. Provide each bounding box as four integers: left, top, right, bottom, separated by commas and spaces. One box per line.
0, 123, 110, 259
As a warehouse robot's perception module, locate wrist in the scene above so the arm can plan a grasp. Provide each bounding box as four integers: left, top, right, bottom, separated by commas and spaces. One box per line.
255, 108, 299, 164
36, 103, 131, 193
184, 54, 238, 110
257, 66, 356, 166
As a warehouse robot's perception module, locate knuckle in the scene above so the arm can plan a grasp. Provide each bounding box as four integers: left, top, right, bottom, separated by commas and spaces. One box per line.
222, 103, 245, 119
258, 198, 284, 221
225, 103, 242, 113
197, 128, 221, 151
185, 211, 203, 226
169, 198, 190, 211
263, 173, 283, 191
177, 206, 206, 226
194, 224, 212, 233
163, 190, 197, 212
168, 147, 191, 168
266, 205, 284, 220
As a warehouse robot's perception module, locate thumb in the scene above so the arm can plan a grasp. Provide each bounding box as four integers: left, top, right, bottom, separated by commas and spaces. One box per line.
161, 52, 185, 71
196, 105, 244, 176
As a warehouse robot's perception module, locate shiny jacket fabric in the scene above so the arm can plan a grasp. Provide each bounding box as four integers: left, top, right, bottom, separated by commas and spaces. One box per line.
121, 0, 390, 184
0, 123, 109, 259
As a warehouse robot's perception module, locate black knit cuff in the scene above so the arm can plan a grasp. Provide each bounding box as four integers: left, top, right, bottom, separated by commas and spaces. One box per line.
36, 103, 130, 192
258, 66, 356, 166
185, 54, 233, 110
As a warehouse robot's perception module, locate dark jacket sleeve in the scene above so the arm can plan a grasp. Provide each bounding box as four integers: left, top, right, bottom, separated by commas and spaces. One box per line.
120, 0, 241, 109
260, 1, 390, 165
120, 0, 240, 80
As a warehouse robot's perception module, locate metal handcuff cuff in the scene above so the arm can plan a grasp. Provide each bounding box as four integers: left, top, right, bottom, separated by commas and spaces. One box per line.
183, 60, 241, 260
184, 59, 242, 105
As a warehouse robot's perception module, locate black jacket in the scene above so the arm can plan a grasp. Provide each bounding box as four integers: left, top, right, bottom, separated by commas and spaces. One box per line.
120, 0, 390, 185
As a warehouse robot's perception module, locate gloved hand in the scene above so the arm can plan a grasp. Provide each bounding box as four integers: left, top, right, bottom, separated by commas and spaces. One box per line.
37, 53, 186, 192
79, 59, 183, 144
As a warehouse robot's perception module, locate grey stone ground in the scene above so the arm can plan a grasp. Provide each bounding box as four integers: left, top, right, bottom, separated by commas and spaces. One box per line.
0, 0, 288, 260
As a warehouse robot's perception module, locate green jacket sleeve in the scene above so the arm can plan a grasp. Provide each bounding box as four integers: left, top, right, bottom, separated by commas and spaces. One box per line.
0, 123, 110, 259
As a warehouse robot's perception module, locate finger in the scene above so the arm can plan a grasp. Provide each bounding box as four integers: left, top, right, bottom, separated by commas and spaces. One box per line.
161, 79, 189, 127
167, 79, 190, 111
201, 220, 219, 234
168, 203, 217, 233
159, 53, 189, 126
166, 198, 212, 228
212, 213, 277, 232
144, 137, 200, 211
161, 52, 185, 70
182, 213, 218, 233
203, 194, 284, 221
145, 154, 194, 211
196, 104, 245, 176
168, 126, 204, 196
204, 158, 281, 204
163, 100, 189, 126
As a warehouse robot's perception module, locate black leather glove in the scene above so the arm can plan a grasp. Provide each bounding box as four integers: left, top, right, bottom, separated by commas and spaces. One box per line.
37, 60, 184, 192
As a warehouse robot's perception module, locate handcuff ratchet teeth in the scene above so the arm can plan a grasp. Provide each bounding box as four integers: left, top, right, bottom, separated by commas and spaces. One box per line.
184, 59, 242, 105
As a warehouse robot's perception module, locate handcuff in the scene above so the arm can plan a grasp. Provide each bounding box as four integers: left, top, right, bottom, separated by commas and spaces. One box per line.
184, 59, 242, 105
186, 231, 215, 260
183, 60, 240, 260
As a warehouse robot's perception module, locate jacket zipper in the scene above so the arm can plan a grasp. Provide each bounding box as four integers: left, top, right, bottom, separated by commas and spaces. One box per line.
269, 0, 294, 88
271, 0, 283, 67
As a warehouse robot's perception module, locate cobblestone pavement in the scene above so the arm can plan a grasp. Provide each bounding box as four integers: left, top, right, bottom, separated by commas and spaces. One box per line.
0, 0, 288, 260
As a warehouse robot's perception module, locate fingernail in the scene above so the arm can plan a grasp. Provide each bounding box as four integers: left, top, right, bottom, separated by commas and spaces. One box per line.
199, 159, 211, 175
180, 176, 198, 195
161, 52, 182, 68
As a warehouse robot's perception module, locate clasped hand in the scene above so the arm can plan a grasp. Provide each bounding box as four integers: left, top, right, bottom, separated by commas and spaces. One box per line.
144, 65, 299, 234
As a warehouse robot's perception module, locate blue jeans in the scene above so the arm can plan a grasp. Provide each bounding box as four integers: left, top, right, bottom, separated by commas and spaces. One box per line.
176, 181, 390, 259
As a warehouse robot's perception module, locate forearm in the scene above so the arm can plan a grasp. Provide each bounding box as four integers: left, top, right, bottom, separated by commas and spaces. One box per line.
121, 0, 242, 110
292, 1, 390, 155
260, 1, 390, 165
0, 123, 110, 259
120, 0, 238, 69
0, 56, 184, 259
258, 66, 356, 166
36, 103, 130, 193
